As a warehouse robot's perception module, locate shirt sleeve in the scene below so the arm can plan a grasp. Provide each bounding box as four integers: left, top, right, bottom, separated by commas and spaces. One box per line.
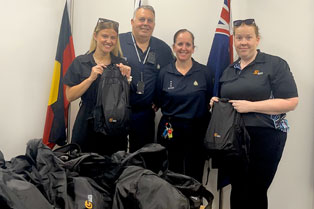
270, 58, 298, 98
155, 40, 174, 69
64, 58, 83, 87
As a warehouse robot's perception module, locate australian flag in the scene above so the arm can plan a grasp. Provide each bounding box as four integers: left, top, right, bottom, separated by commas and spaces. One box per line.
207, 0, 233, 96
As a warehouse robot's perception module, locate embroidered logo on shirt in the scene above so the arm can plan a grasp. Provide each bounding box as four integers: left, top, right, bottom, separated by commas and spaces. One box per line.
168, 81, 174, 89
214, 132, 221, 138
253, 69, 263, 75
193, 81, 199, 86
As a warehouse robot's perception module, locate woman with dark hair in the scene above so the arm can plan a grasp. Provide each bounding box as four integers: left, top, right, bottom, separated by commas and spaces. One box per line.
155, 29, 213, 182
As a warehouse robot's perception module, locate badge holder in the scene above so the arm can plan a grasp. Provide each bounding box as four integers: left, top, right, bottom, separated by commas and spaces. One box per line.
136, 72, 145, 94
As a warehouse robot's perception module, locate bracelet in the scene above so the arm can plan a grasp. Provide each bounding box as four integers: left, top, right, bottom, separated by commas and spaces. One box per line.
127, 76, 133, 83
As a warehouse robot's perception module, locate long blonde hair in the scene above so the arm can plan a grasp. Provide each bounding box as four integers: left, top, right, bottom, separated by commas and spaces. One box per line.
88, 19, 123, 57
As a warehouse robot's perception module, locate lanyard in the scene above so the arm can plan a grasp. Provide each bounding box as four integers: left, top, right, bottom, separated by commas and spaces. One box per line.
131, 33, 151, 64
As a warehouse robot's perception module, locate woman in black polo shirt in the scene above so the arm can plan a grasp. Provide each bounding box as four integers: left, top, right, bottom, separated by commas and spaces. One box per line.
64, 18, 131, 155
155, 29, 213, 182
210, 19, 298, 209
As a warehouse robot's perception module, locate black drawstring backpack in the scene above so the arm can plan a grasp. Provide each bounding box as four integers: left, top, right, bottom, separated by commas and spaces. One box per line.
204, 98, 250, 161
93, 64, 131, 137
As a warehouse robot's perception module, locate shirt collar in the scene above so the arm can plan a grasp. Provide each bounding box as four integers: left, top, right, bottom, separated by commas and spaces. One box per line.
168, 58, 199, 75
128, 32, 155, 51
80, 52, 122, 65
231, 49, 265, 70
80, 52, 94, 64
254, 49, 266, 63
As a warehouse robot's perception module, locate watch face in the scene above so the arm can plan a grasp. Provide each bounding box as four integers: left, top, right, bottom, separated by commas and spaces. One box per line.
136, 81, 145, 94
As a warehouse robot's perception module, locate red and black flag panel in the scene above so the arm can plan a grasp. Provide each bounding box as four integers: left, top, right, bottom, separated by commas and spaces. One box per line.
43, 1, 75, 148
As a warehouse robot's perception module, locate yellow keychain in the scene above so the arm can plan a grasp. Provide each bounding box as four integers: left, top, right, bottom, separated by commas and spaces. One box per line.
167, 127, 173, 139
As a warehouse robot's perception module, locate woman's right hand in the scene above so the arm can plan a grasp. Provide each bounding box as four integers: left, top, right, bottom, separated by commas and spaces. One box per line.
89, 64, 105, 81
209, 96, 219, 108
66, 64, 105, 102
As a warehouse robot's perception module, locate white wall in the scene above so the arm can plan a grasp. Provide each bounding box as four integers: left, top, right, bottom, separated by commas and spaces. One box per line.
0, 0, 313, 209
243, 1, 314, 209
0, 0, 65, 158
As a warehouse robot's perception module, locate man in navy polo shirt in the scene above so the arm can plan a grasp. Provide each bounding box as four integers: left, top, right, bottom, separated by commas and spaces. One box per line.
119, 5, 174, 152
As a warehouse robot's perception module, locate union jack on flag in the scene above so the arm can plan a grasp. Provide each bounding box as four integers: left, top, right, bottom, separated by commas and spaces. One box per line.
207, 0, 233, 96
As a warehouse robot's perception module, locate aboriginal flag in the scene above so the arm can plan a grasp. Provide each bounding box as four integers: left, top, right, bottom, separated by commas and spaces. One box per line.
43, 2, 75, 148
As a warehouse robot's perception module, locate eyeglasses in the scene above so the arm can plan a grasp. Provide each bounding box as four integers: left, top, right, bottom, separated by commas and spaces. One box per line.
95, 18, 119, 32
233, 19, 255, 27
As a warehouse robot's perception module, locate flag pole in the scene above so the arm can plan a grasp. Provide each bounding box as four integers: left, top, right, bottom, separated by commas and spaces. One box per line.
69, 0, 74, 26
206, 0, 233, 208
219, 188, 223, 209
67, 0, 74, 144
219, 0, 231, 207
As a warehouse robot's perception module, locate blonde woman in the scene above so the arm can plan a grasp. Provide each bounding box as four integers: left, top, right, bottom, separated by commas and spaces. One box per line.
64, 18, 131, 155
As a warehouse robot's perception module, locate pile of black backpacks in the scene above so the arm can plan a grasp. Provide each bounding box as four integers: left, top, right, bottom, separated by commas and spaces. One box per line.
0, 139, 213, 209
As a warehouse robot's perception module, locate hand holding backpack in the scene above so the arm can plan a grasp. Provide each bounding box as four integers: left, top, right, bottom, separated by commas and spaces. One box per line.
204, 98, 250, 161
93, 64, 131, 137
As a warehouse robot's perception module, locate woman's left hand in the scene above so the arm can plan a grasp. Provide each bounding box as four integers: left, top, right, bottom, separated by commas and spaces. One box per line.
229, 100, 252, 113
229, 97, 298, 115
116, 63, 131, 79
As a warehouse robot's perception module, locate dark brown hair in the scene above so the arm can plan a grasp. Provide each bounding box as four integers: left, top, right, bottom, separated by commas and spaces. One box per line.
173, 29, 195, 46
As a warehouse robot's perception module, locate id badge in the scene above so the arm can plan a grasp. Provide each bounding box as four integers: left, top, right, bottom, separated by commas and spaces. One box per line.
146, 52, 156, 65
136, 81, 145, 94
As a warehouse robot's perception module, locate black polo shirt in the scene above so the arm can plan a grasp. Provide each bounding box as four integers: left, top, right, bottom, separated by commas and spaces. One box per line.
155, 59, 212, 119
64, 52, 127, 106
220, 50, 298, 130
119, 32, 174, 109
63, 52, 127, 141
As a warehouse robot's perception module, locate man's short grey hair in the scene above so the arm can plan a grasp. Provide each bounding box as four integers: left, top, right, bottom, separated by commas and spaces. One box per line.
133, 5, 155, 18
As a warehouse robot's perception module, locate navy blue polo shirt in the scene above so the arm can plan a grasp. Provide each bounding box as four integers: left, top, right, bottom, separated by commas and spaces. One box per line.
220, 50, 298, 130
119, 32, 174, 109
155, 59, 212, 119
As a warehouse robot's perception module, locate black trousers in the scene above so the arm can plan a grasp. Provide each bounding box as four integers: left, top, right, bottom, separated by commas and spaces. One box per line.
129, 108, 156, 153
157, 115, 210, 182
228, 127, 287, 209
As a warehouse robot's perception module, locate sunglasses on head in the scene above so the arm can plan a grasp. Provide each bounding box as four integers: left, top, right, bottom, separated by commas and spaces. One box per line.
233, 19, 255, 27
96, 18, 119, 31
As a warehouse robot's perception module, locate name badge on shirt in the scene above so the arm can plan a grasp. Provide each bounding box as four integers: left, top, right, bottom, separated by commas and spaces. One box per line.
146, 52, 156, 65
